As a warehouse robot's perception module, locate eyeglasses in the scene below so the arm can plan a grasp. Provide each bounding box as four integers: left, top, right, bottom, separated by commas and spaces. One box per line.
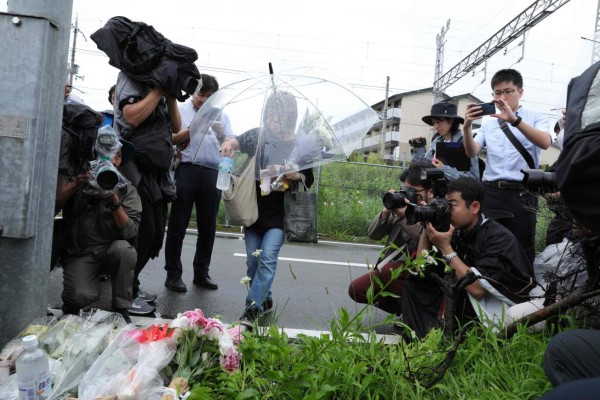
492, 89, 517, 97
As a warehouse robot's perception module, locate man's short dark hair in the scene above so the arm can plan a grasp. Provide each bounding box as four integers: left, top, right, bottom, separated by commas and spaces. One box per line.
491, 69, 523, 89
400, 161, 435, 188
447, 177, 485, 208
200, 74, 219, 94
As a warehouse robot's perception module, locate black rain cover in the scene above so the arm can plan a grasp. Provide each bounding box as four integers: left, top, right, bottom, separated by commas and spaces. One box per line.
555, 61, 600, 235
91, 16, 200, 102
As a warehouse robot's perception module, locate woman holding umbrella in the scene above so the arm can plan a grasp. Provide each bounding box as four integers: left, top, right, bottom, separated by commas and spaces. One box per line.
411, 102, 480, 180
221, 90, 314, 324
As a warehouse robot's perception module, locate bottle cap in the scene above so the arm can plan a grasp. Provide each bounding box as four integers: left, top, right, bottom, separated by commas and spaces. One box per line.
22, 335, 38, 349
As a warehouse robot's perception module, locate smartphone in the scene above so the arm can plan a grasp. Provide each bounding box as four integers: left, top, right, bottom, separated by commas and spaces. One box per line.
475, 102, 496, 116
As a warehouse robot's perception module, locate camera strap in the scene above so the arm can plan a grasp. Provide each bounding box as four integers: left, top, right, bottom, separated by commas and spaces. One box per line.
497, 119, 535, 169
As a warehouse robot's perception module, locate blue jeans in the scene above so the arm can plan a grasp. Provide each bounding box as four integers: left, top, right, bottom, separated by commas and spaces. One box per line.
244, 227, 284, 312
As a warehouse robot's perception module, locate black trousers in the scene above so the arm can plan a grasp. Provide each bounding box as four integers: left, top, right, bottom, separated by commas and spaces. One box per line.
483, 186, 537, 262
133, 189, 167, 298
164, 163, 221, 280
543, 329, 600, 387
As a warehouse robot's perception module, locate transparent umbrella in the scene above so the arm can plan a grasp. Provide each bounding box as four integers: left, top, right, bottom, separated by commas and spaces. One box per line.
188, 64, 380, 182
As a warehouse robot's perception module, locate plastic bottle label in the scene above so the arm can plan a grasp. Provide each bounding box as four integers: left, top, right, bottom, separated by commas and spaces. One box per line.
18, 370, 50, 399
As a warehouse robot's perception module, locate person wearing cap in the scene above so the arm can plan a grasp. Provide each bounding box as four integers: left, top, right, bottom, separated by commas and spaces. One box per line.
411, 101, 480, 181
463, 68, 551, 262
54, 138, 142, 323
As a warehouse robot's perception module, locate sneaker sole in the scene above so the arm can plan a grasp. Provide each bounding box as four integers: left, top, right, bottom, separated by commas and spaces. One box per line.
128, 306, 155, 315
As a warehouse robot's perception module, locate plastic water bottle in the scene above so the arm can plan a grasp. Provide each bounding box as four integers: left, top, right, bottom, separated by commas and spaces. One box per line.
16, 335, 51, 400
216, 157, 234, 190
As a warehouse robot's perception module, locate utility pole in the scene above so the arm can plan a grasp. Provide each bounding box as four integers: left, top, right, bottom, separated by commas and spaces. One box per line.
380, 76, 389, 156
433, 20, 450, 103
0, 0, 73, 348
433, 0, 571, 95
68, 14, 78, 86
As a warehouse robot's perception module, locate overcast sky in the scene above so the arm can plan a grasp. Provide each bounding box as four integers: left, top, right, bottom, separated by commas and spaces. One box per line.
59, 0, 595, 118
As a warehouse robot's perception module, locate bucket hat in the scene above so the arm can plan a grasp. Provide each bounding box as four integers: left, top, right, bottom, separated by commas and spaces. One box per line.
422, 102, 464, 126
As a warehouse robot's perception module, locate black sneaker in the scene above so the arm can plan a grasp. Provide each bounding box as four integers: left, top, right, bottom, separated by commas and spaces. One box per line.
165, 277, 187, 292
128, 297, 156, 315
138, 289, 157, 303
239, 306, 260, 331
262, 298, 274, 315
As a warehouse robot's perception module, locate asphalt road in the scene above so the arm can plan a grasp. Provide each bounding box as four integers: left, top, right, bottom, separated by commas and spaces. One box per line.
47, 232, 397, 334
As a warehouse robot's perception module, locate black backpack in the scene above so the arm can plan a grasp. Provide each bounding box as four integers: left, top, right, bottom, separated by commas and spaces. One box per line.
555, 61, 600, 235
59, 102, 103, 177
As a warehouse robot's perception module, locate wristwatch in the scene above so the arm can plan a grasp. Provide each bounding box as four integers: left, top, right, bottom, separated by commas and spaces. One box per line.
511, 116, 522, 127
108, 201, 122, 212
443, 252, 458, 262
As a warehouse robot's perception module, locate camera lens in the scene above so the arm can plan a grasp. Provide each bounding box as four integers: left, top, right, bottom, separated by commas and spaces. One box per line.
521, 169, 557, 194
96, 169, 119, 190
383, 191, 407, 210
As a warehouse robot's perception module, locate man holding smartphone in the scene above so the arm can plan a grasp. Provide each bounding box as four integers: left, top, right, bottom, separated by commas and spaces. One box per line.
462, 68, 551, 262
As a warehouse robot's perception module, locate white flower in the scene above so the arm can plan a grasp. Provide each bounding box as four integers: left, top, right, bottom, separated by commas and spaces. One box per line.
218, 334, 235, 356
357, 200, 364, 205
171, 315, 190, 329
431, 245, 438, 253
240, 276, 251, 285
202, 318, 226, 341
421, 250, 428, 258
323, 201, 328, 206
252, 249, 262, 257
330, 202, 335, 206
426, 256, 436, 265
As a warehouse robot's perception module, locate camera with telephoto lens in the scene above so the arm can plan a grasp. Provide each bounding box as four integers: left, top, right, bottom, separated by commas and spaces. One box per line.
404, 168, 451, 232
84, 126, 128, 197
521, 169, 557, 194
409, 137, 427, 148
382, 188, 419, 210
406, 198, 452, 232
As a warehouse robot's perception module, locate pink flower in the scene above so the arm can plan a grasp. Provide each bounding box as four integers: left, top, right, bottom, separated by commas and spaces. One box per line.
202, 318, 225, 340
227, 325, 245, 346
182, 309, 208, 328
219, 348, 241, 372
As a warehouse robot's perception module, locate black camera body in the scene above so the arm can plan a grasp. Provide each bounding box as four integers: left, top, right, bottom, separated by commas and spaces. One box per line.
521, 169, 557, 194
404, 168, 451, 231
382, 188, 419, 210
406, 198, 452, 232
409, 137, 427, 148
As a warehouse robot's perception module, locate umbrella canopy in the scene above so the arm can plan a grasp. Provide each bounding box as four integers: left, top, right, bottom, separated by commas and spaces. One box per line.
188, 65, 380, 180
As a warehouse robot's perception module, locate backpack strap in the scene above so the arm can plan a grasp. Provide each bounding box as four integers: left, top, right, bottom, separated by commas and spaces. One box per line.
497, 119, 535, 169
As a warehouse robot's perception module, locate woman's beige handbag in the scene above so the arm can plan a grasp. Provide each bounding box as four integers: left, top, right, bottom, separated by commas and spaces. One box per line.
222, 156, 258, 227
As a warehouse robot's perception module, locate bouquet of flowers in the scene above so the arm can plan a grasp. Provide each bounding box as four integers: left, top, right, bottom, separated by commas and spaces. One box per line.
78, 323, 176, 400
161, 309, 243, 400
50, 310, 127, 399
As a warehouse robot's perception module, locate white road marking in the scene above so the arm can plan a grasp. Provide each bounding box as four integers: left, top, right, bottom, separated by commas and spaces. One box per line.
233, 253, 369, 268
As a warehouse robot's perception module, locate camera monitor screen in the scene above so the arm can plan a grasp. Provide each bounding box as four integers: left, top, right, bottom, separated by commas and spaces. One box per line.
435, 142, 470, 172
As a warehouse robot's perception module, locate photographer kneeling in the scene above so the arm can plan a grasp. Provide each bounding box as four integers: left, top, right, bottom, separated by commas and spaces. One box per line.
402, 177, 535, 338
55, 130, 142, 323
348, 162, 434, 317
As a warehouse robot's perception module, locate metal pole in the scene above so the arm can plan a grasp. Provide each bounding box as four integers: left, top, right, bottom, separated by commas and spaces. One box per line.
0, 0, 73, 348
69, 14, 78, 86
379, 76, 389, 156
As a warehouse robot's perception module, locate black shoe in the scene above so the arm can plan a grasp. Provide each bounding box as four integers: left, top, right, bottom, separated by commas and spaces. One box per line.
239, 306, 260, 331
193, 276, 218, 290
262, 298, 274, 315
165, 277, 187, 292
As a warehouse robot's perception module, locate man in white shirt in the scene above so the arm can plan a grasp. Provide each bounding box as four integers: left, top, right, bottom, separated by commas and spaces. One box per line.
164, 74, 233, 292
462, 69, 552, 262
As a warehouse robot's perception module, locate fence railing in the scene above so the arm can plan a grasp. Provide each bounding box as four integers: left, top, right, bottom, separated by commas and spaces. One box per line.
216, 161, 405, 240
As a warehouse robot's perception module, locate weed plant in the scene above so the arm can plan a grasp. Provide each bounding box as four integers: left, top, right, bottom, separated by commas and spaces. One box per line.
184, 252, 558, 400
